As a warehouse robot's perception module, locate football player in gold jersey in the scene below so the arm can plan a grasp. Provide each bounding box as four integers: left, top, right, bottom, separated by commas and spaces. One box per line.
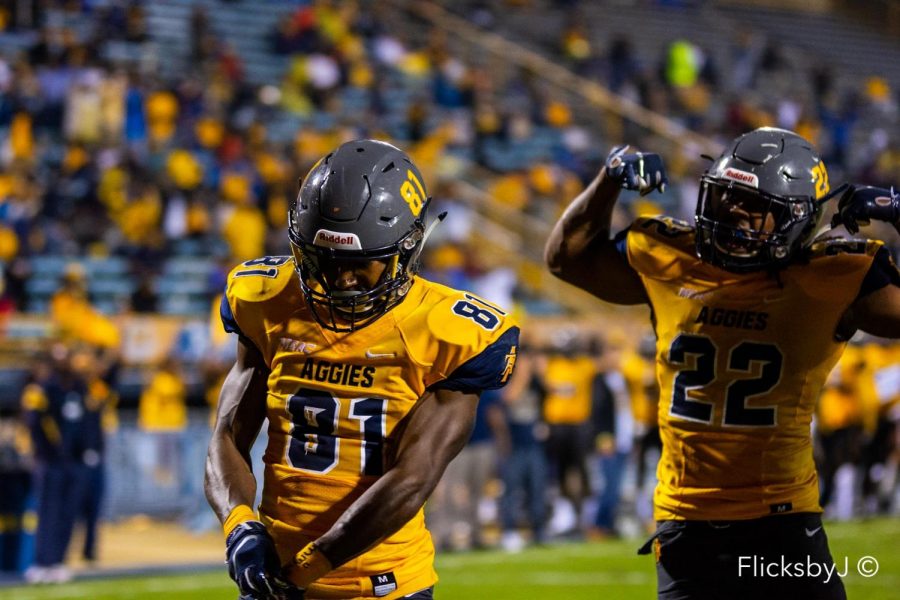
205, 140, 519, 600
546, 127, 900, 599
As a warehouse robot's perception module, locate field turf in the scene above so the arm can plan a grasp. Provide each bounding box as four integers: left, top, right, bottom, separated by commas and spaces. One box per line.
2, 518, 897, 599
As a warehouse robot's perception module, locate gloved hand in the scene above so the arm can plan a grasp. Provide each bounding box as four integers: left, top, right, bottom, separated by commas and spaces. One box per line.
226, 521, 304, 599
831, 185, 900, 234
605, 145, 668, 196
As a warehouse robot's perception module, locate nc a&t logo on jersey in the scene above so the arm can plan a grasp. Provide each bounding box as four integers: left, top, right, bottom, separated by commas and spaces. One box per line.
500, 346, 517, 384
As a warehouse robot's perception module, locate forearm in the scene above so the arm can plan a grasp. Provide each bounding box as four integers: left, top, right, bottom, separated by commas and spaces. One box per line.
545, 168, 622, 273
314, 389, 477, 568
205, 429, 259, 523
204, 341, 269, 524
314, 465, 434, 567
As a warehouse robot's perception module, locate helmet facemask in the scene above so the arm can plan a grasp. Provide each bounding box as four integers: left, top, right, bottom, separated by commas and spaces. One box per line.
695, 176, 817, 272
289, 221, 426, 333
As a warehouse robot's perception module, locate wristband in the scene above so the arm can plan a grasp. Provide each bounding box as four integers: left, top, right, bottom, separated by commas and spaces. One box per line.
290, 542, 333, 587
223, 504, 256, 539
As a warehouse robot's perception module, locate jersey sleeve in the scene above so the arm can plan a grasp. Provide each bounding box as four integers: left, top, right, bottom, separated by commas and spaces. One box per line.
419, 292, 521, 393
430, 326, 520, 393
220, 256, 299, 358
622, 216, 697, 281
219, 291, 245, 337
856, 245, 900, 300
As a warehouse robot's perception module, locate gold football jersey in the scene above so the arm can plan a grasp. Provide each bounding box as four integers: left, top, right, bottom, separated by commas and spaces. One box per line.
541, 355, 596, 425
621, 350, 659, 428
817, 345, 870, 434
621, 216, 890, 520
221, 256, 519, 599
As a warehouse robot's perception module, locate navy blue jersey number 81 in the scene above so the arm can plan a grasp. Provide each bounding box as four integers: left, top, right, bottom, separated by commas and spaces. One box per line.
451, 294, 505, 331
287, 388, 386, 476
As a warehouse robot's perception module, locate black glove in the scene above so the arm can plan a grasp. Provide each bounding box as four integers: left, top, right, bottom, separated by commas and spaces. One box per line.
831, 185, 900, 234
226, 521, 304, 600
605, 145, 668, 196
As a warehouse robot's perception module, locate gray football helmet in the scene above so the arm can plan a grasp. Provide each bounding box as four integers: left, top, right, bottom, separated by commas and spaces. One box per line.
695, 127, 831, 272
288, 139, 430, 332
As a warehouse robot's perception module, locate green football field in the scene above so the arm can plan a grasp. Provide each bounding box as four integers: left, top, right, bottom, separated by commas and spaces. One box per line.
2, 518, 898, 600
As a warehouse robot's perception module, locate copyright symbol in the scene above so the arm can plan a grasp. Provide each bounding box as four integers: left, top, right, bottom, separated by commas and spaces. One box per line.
857, 556, 879, 577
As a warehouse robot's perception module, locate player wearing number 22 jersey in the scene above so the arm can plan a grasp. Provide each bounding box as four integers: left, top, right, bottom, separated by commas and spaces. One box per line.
206, 139, 518, 600
622, 216, 891, 521
547, 127, 900, 600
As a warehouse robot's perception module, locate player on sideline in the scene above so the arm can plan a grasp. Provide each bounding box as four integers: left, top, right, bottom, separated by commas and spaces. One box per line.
205, 140, 519, 600
545, 127, 900, 599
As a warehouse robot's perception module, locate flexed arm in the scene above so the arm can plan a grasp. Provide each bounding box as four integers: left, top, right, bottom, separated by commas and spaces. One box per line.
545, 146, 664, 304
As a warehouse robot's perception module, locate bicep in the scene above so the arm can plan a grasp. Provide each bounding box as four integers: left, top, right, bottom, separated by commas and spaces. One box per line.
847, 284, 900, 339
551, 238, 648, 305
390, 388, 479, 486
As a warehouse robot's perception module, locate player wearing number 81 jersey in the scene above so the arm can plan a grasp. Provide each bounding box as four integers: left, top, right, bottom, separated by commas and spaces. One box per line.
206, 140, 519, 600
221, 258, 516, 596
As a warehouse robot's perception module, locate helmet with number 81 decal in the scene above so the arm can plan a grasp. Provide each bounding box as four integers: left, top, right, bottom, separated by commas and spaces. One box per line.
695, 127, 833, 273
289, 139, 433, 332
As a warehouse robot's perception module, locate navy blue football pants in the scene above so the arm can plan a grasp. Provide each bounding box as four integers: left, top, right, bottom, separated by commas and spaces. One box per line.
639, 513, 847, 600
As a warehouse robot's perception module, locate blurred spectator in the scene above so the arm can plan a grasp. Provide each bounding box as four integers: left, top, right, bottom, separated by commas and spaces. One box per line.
21, 342, 89, 584
859, 339, 900, 515
130, 271, 158, 313
124, 3, 148, 44
70, 345, 117, 563
498, 341, 548, 552
190, 6, 212, 64
50, 263, 121, 350
0, 406, 31, 573
138, 356, 187, 488
607, 35, 639, 94
540, 328, 597, 535
427, 388, 509, 551
816, 345, 867, 520
620, 333, 660, 530
589, 339, 632, 539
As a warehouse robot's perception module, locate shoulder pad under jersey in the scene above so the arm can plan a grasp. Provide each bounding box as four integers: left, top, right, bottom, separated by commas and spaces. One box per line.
625, 216, 698, 281
399, 281, 520, 392
806, 237, 883, 260
221, 256, 301, 341
789, 238, 884, 303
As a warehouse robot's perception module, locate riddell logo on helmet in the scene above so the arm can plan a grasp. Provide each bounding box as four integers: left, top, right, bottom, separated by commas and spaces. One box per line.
313, 229, 363, 250
722, 168, 759, 188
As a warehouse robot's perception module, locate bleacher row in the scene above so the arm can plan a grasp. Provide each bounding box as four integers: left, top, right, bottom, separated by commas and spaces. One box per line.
487, 0, 900, 177
25, 254, 219, 315
5, 0, 897, 320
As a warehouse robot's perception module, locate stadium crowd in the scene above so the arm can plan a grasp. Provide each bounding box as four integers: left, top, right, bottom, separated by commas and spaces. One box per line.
0, 0, 896, 582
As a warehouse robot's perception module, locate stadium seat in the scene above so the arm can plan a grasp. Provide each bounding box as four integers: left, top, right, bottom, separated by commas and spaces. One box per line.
29, 255, 69, 277
84, 257, 129, 278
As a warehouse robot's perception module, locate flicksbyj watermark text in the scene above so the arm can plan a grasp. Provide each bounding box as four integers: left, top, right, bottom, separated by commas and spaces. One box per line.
738, 555, 879, 583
